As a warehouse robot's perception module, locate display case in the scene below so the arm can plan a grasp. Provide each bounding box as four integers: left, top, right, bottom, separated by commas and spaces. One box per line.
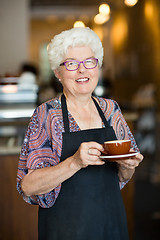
0, 77, 38, 155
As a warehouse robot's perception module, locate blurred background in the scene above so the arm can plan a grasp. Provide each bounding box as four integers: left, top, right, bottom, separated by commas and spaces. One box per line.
0, 0, 160, 239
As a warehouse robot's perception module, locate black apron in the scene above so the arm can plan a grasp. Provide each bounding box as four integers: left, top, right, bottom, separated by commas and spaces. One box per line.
38, 94, 129, 240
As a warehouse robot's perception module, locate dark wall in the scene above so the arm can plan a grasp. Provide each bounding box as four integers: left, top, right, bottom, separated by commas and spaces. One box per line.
112, 0, 160, 108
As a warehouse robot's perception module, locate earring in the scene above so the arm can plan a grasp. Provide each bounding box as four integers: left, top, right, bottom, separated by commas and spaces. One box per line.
59, 79, 61, 82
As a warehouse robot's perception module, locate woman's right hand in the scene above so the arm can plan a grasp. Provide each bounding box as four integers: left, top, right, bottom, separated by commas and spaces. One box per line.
72, 142, 105, 169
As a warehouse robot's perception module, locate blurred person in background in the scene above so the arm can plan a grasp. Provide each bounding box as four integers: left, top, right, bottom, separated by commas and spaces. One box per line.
17, 27, 143, 240
18, 63, 39, 88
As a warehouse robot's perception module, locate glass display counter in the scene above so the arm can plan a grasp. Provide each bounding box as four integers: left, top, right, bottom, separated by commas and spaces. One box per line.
0, 77, 38, 155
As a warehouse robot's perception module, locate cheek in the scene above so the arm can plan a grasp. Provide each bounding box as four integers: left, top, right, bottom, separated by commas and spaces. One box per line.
62, 71, 76, 80
91, 68, 99, 79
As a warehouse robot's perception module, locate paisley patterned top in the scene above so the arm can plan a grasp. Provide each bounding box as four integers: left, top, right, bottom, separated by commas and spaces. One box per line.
16, 96, 139, 208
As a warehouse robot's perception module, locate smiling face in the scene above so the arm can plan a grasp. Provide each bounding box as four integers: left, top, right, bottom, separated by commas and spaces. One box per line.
54, 46, 99, 98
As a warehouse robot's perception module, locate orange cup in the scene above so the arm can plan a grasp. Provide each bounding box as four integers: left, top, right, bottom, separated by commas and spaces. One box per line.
102, 139, 131, 155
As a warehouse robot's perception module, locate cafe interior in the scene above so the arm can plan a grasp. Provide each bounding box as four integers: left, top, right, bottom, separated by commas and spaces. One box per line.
0, 0, 160, 239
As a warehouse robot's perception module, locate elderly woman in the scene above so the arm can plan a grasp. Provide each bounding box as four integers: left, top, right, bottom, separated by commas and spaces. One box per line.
17, 27, 143, 240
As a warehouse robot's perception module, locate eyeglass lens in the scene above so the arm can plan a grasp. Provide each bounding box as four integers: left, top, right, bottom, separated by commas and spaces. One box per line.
65, 58, 98, 71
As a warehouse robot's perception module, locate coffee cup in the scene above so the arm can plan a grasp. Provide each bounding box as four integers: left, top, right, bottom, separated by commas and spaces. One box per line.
102, 139, 131, 155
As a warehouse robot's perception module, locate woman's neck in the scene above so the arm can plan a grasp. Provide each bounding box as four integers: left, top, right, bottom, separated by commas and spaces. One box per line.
62, 92, 102, 130
64, 92, 93, 110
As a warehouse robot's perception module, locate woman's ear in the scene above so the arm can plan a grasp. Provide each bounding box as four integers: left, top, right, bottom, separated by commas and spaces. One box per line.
54, 70, 61, 80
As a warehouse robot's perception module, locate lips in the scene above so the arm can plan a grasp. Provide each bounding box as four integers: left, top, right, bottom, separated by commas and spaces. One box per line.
76, 77, 89, 82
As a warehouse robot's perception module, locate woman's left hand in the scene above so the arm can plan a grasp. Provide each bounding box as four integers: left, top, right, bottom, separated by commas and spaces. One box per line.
117, 149, 144, 182
117, 149, 144, 170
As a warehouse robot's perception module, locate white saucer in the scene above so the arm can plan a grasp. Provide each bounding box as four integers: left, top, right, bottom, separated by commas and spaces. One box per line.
100, 152, 138, 161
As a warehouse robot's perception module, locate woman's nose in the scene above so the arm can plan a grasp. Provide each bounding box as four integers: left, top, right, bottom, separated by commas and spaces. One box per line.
77, 62, 86, 73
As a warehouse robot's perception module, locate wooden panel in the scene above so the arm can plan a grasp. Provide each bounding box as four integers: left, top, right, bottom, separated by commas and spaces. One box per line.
121, 179, 134, 240
121, 118, 135, 240
0, 155, 38, 240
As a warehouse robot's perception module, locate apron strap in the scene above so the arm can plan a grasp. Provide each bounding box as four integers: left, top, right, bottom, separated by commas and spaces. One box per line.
61, 94, 70, 133
61, 94, 110, 133
91, 96, 109, 128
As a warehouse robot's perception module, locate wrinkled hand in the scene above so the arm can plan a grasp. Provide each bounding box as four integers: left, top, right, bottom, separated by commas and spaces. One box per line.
117, 149, 144, 170
72, 142, 105, 169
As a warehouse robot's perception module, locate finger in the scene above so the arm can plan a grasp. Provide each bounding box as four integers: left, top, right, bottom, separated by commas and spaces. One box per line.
88, 148, 101, 156
129, 149, 143, 162
135, 153, 144, 162
119, 158, 141, 169
86, 153, 105, 164
94, 160, 105, 165
87, 141, 104, 151
89, 158, 105, 166
129, 148, 135, 152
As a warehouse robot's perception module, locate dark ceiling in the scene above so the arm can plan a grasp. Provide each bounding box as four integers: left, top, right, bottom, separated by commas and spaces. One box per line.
30, 0, 123, 8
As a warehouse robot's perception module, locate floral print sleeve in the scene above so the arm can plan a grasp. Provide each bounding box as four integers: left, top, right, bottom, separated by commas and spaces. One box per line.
16, 98, 63, 208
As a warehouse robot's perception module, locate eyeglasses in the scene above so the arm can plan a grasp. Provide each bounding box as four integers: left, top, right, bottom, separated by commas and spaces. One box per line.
59, 58, 98, 71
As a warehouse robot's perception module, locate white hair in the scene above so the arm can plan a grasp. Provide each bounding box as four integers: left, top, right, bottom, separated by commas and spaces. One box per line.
47, 27, 104, 71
